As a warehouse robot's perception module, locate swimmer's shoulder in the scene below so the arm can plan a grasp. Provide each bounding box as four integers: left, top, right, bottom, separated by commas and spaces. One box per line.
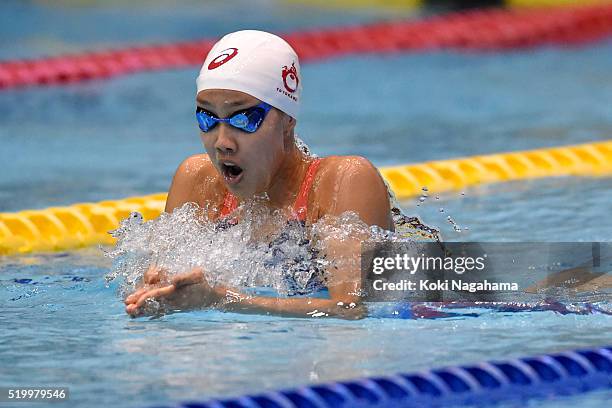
165, 154, 225, 213
315, 156, 388, 203
318, 155, 378, 176
311, 155, 392, 229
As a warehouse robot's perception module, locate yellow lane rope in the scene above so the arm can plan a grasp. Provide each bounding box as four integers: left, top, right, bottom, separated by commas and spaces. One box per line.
380, 140, 612, 199
0, 193, 166, 255
2, 140, 611, 255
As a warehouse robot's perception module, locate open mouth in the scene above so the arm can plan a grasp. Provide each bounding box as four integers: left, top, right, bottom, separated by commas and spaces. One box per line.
220, 162, 244, 184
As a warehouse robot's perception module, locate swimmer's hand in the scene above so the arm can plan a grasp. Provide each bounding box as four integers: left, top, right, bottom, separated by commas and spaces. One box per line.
124, 266, 224, 317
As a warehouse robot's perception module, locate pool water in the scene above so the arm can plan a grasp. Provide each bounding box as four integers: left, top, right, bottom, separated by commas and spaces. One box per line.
1, 250, 611, 408
1, 1, 611, 407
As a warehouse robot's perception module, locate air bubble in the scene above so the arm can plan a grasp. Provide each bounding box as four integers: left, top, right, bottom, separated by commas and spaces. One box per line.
446, 215, 463, 233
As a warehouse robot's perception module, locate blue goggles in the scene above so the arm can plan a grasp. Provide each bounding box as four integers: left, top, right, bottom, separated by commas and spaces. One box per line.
196, 102, 272, 133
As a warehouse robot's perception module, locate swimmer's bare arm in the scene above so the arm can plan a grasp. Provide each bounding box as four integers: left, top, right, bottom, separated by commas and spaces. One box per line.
218, 235, 364, 318
124, 155, 219, 304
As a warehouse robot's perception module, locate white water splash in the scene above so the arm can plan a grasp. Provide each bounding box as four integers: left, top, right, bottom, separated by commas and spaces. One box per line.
104, 198, 438, 301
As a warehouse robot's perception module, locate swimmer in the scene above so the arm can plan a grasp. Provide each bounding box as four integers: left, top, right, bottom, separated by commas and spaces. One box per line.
124, 30, 392, 318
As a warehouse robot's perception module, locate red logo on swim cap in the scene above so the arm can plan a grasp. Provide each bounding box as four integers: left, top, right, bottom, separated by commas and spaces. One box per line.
208, 48, 238, 70
282, 62, 299, 93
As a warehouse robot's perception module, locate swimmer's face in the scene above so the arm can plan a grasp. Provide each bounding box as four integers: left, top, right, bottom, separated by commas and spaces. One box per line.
196, 89, 295, 197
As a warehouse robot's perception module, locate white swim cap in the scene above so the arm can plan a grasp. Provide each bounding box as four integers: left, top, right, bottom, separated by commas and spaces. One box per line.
196, 30, 302, 119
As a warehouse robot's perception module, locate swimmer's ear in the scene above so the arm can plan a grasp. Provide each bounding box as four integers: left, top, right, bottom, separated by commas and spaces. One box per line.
285, 114, 296, 135
282, 113, 296, 149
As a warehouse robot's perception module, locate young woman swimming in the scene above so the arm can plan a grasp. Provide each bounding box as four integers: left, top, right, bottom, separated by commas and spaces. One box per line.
124, 30, 392, 318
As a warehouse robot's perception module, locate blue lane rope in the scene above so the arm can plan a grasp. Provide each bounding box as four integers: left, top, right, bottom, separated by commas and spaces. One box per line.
147, 346, 611, 408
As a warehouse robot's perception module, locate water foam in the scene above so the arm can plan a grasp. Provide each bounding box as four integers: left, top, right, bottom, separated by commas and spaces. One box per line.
103, 197, 438, 301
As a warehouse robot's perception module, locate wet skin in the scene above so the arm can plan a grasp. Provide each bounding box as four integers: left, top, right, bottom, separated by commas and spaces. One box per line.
125, 89, 393, 319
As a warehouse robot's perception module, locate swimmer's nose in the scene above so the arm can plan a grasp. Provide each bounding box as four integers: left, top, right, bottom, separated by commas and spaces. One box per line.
215, 124, 237, 154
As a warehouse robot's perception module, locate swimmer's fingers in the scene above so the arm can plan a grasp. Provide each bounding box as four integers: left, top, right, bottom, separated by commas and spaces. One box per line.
172, 267, 205, 288
143, 265, 159, 284
144, 265, 169, 285
135, 285, 176, 308
124, 287, 148, 305
335, 302, 367, 320
347, 304, 367, 320
126, 285, 176, 316
126, 268, 215, 317
126, 302, 142, 317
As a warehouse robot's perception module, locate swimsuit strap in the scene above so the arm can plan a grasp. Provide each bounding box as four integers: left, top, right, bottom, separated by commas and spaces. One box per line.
219, 189, 239, 218
292, 158, 322, 222
219, 158, 323, 222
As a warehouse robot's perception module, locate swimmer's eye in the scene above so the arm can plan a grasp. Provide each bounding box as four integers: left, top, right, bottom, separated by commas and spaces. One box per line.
195, 102, 272, 133
229, 106, 267, 132
196, 107, 219, 132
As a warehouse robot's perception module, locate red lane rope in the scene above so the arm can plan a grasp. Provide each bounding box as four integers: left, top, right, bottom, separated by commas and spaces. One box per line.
1, 4, 611, 90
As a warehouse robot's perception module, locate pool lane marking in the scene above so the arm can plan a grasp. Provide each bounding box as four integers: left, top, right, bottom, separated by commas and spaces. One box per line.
2, 3, 612, 90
